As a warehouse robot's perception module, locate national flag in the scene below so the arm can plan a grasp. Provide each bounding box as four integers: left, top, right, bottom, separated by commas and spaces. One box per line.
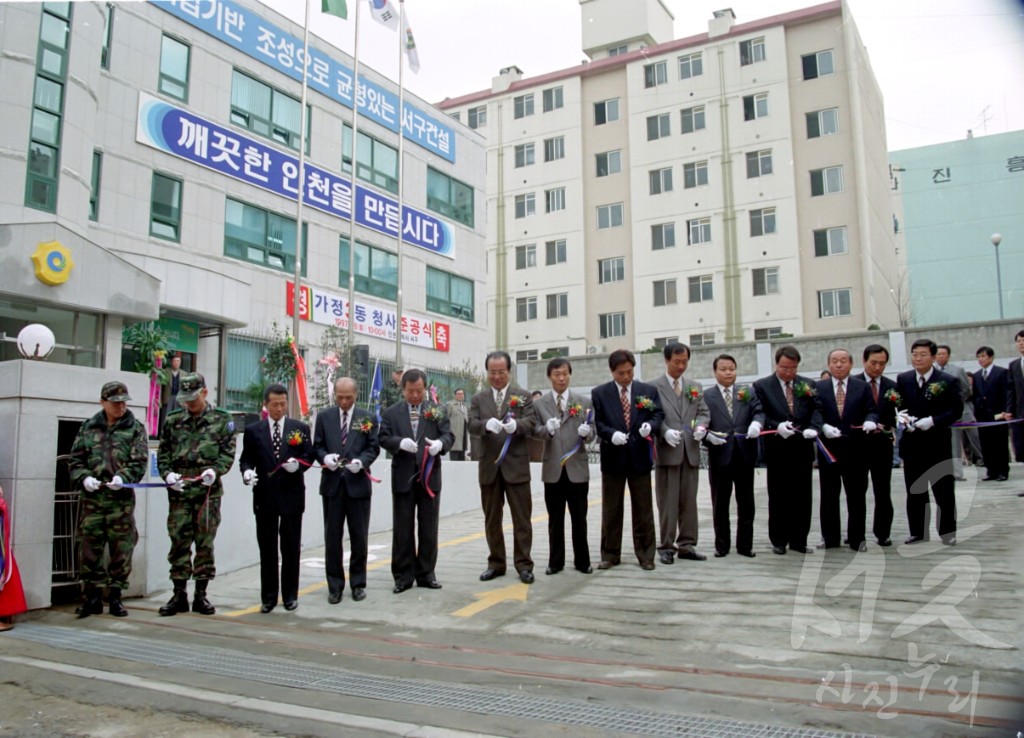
402, 9, 420, 73
321, 0, 348, 20
369, 359, 383, 421
367, 0, 399, 30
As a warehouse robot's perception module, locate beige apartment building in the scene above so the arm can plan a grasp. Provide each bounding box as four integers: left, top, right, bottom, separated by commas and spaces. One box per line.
438, 0, 901, 360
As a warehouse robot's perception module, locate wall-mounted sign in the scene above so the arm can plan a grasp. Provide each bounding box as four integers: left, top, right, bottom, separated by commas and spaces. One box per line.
31, 241, 74, 285
156, 317, 200, 354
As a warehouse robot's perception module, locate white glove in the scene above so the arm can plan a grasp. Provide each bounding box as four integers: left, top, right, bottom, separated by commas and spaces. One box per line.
486, 417, 503, 434
896, 409, 914, 428
165, 472, 184, 491
862, 420, 878, 433
692, 426, 707, 442
777, 421, 796, 439
200, 468, 217, 486
283, 458, 300, 473
706, 432, 727, 446
323, 453, 341, 471
399, 438, 418, 453
107, 475, 124, 491
746, 422, 762, 439
822, 424, 842, 439
914, 416, 935, 431
502, 417, 518, 434
427, 438, 443, 457
546, 417, 561, 435
611, 431, 628, 446
242, 469, 257, 485
83, 476, 102, 492
345, 459, 363, 473
664, 428, 682, 447
577, 423, 592, 438
638, 422, 652, 439
802, 428, 818, 440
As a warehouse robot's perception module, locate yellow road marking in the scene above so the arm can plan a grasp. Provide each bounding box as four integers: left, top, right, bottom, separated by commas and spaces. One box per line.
451, 582, 529, 618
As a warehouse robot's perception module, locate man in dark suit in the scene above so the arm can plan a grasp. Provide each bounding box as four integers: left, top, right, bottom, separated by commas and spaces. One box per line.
313, 376, 380, 603
896, 339, 963, 545
1007, 329, 1024, 468
856, 344, 899, 546
379, 368, 454, 593
532, 358, 595, 575
592, 349, 664, 570
702, 354, 765, 558
815, 349, 879, 552
468, 351, 537, 584
239, 383, 314, 613
753, 345, 822, 555
973, 346, 1010, 482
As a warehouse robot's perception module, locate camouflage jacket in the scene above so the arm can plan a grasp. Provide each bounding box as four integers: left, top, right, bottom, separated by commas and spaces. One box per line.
68, 409, 149, 489
157, 404, 238, 498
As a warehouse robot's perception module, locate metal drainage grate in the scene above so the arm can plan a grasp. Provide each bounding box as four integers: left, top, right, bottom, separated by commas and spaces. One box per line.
10, 624, 873, 738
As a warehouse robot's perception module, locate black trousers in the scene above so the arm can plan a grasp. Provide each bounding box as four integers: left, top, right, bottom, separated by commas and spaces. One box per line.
903, 454, 957, 539
322, 492, 370, 593
544, 468, 590, 571
255, 508, 302, 605
978, 425, 1009, 478
864, 436, 894, 542
817, 445, 868, 550
600, 472, 656, 565
1012, 422, 1024, 463
391, 482, 440, 586
708, 462, 755, 554
765, 438, 813, 550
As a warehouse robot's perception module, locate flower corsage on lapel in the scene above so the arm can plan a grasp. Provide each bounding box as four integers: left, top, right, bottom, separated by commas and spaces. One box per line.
793, 381, 817, 399
925, 381, 947, 400
883, 388, 902, 406
506, 394, 527, 415
355, 417, 375, 434
423, 405, 445, 421
566, 401, 585, 417
684, 385, 702, 401
287, 429, 306, 446
735, 386, 752, 403
635, 395, 655, 412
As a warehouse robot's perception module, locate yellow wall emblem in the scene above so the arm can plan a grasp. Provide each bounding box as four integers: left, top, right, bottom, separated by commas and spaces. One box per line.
32, 241, 75, 285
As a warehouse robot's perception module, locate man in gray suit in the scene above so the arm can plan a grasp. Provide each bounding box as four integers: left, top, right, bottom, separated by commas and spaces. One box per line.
936, 345, 983, 479
445, 388, 469, 461
532, 358, 595, 575
651, 343, 710, 564
468, 351, 537, 584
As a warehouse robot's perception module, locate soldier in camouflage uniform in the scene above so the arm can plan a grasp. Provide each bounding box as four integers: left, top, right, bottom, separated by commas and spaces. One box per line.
156, 373, 237, 616
67, 381, 149, 618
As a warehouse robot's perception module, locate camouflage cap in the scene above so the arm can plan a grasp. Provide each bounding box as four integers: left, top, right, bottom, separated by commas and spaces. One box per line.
177, 372, 206, 402
101, 381, 131, 402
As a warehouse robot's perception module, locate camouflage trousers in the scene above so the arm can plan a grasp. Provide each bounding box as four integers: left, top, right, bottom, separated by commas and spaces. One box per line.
78, 492, 138, 590
166, 492, 222, 581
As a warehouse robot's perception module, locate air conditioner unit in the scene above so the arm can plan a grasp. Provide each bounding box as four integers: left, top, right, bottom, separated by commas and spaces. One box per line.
586, 346, 598, 354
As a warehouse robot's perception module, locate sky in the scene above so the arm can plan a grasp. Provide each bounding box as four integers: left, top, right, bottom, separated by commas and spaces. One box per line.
259, 0, 1024, 151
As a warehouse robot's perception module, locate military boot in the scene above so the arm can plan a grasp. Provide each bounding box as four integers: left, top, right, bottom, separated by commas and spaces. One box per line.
158, 579, 189, 616
75, 587, 103, 619
192, 580, 215, 615
108, 587, 128, 617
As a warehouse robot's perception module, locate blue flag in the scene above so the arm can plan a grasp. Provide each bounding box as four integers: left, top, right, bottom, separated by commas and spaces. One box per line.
369, 359, 383, 421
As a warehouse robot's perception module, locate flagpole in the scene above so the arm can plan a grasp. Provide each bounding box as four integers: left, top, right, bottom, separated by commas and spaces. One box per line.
291, 0, 313, 417
345, 0, 362, 371
394, 0, 407, 372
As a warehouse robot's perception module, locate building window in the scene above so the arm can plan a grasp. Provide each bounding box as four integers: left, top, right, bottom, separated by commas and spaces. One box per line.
681, 105, 706, 133
750, 207, 776, 236
101, 4, 114, 69
426, 168, 474, 227
546, 293, 569, 319
26, 2, 72, 212
542, 86, 563, 112
597, 203, 624, 229
150, 172, 182, 241
743, 92, 769, 121
746, 149, 773, 178
646, 113, 671, 141
688, 275, 713, 303
600, 312, 627, 339
343, 124, 398, 194
814, 226, 848, 257
607, 44, 628, 57
515, 193, 536, 218
159, 35, 190, 101
652, 223, 675, 251
802, 49, 834, 80
739, 37, 766, 66
516, 296, 538, 322
338, 237, 396, 299
687, 217, 712, 245
515, 244, 536, 270
427, 266, 474, 322
516, 349, 539, 362
89, 150, 102, 221
449, 112, 460, 122
596, 150, 621, 177
818, 288, 852, 318
598, 257, 625, 284
754, 327, 784, 341
678, 52, 703, 79
231, 70, 308, 152
0, 300, 102, 367
544, 136, 565, 162
649, 167, 673, 195
514, 143, 535, 168
752, 266, 780, 296
546, 239, 567, 265
545, 187, 566, 213
811, 166, 844, 196
683, 160, 708, 188
690, 333, 716, 348
513, 93, 534, 119
594, 98, 620, 125
223, 197, 308, 273
644, 60, 668, 88
807, 108, 839, 138
653, 279, 677, 307
653, 336, 678, 349
546, 346, 570, 358
468, 105, 487, 129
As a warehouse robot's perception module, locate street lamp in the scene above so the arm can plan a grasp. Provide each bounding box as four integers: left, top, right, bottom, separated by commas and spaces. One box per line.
991, 233, 1004, 319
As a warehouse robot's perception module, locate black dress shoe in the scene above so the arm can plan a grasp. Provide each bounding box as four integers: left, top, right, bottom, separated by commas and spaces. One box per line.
544, 567, 562, 575
658, 552, 675, 565
351, 587, 367, 601
982, 476, 997, 482
393, 582, 413, 594
259, 603, 275, 614
904, 535, 925, 544
416, 579, 442, 589
714, 550, 728, 558
772, 546, 787, 555
479, 568, 504, 581
519, 570, 535, 584
854, 542, 867, 552
327, 591, 342, 604
597, 560, 616, 570
995, 475, 1008, 481
1018, 491, 1024, 497
791, 546, 814, 554
283, 600, 298, 611
941, 534, 957, 546
576, 565, 593, 574
877, 538, 892, 547
639, 561, 655, 571
737, 550, 756, 558
678, 550, 707, 561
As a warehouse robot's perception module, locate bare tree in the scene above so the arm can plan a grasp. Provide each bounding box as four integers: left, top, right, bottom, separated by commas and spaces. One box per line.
889, 269, 914, 328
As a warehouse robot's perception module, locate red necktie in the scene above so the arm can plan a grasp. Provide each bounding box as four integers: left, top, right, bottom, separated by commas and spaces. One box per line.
620, 386, 631, 430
